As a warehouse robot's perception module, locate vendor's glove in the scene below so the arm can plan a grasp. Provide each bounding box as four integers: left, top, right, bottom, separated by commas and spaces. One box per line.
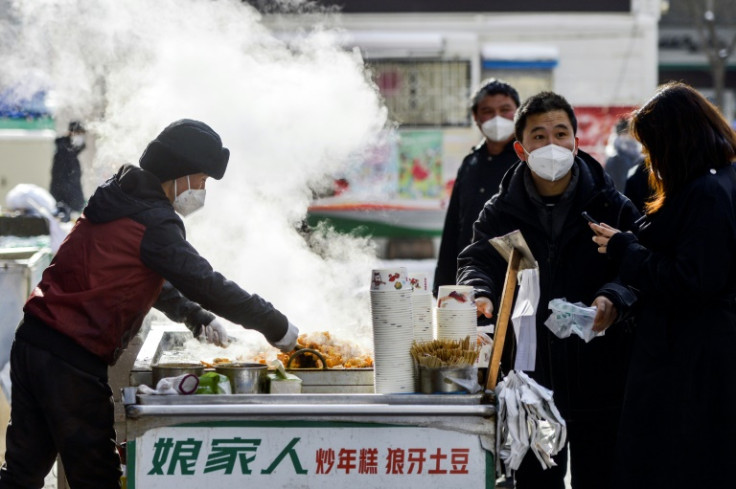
202, 318, 229, 347
271, 321, 299, 352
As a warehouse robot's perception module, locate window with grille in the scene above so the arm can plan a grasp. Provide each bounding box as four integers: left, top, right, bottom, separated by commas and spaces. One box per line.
368, 59, 471, 127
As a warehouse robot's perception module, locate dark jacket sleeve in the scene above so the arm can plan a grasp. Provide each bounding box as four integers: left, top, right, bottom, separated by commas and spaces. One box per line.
456, 198, 508, 308
141, 215, 289, 343
592, 191, 641, 318
433, 175, 464, 296
608, 178, 735, 303
153, 281, 216, 336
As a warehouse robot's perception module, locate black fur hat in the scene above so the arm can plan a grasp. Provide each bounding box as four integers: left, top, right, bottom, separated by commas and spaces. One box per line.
139, 119, 230, 181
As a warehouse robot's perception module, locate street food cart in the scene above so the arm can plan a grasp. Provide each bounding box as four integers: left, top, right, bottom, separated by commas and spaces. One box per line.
121, 322, 497, 488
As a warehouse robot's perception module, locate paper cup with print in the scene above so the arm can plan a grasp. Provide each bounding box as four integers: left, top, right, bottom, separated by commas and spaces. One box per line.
370, 268, 408, 291
436, 285, 476, 310
408, 272, 430, 294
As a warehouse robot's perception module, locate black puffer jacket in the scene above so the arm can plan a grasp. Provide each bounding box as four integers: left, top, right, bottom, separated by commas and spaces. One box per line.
25, 164, 288, 364
457, 151, 640, 419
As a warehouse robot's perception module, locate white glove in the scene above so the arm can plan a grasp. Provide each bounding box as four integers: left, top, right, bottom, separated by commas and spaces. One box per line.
202, 318, 229, 347
271, 322, 299, 352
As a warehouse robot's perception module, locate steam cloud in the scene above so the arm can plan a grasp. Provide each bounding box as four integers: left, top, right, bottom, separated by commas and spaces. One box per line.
0, 0, 390, 354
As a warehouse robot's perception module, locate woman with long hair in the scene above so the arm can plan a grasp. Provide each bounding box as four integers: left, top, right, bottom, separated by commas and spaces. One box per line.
589, 82, 736, 488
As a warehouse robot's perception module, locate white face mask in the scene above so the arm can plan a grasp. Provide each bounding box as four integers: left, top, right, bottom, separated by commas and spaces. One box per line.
71, 134, 85, 147
522, 143, 576, 182
480, 116, 515, 142
173, 176, 206, 216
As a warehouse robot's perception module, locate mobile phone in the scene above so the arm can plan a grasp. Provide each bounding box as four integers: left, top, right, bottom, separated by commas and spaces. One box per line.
581, 211, 599, 225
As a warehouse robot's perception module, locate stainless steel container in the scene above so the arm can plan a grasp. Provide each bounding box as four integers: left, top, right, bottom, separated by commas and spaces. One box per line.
285, 348, 374, 393
151, 363, 204, 386
419, 365, 477, 394
215, 363, 267, 394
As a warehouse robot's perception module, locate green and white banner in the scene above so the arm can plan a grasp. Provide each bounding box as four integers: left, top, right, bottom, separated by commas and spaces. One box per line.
129, 420, 493, 488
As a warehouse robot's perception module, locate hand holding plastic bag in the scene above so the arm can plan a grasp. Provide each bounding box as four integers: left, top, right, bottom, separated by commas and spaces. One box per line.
544, 298, 603, 343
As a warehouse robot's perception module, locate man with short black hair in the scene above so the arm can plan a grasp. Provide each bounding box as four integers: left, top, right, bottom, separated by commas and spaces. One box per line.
433, 78, 521, 296
458, 92, 639, 489
0, 119, 299, 488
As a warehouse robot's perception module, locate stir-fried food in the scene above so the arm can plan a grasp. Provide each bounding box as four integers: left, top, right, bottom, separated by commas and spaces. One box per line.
275, 331, 374, 369
199, 357, 232, 368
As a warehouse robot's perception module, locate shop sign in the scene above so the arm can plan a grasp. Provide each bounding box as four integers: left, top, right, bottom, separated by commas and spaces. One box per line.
129, 421, 493, 488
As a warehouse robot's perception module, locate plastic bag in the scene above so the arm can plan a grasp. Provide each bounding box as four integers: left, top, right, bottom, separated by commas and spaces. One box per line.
544, 298, 602, 343
196, 372, 232, 394
511, 268, 540, 371
137, 373, 199, 395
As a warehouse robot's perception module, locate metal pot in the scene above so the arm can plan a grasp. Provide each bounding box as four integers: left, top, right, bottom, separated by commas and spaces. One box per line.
215, 362, 267, 394
151, 363, 204, 386
418, 365, 477, 394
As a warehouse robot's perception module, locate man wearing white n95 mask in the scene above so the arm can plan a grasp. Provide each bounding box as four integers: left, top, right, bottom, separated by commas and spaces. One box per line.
0, 119, 298, 488
457, 92, 639, 489
433, 78, 521, 296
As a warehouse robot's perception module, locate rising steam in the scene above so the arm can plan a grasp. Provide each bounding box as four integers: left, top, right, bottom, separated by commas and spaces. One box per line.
0, 0, 390, 354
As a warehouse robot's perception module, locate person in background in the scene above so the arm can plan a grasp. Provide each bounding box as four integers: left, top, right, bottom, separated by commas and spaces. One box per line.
0, 119, 299, 488
457, 91, 639, 489
589, 82, 736, 489
50, 120, 87, 215
623, 159, 650, 213
603, 117, 644, 192
433, 78, 521, 296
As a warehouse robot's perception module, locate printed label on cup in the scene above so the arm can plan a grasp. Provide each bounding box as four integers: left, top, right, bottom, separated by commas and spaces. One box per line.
408, 272, 429, 293
370, 268, 408, 291
436, 285, 476, 309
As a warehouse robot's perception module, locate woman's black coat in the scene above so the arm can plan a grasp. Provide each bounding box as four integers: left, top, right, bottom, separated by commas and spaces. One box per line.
607, 164, 736, 489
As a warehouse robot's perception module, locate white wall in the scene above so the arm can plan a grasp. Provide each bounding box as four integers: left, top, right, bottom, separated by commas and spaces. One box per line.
0, 131, 55, 205
272, 10, 659, 107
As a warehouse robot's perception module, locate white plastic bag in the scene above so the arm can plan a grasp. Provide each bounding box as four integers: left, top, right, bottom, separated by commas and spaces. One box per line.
544, 298, 603, 343
495, 370, 567, 475
137, 373, 199, 395
511, 268, 540, 371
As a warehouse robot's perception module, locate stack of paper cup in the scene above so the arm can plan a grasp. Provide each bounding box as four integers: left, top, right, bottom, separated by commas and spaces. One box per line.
435, 285, 477, 342
409, 272, 433, 342
369, 268, 415, 393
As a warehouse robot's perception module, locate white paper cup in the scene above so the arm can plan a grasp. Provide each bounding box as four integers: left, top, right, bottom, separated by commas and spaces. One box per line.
408, 272, 430, 294
435, 301, 477, 341
436, 285, 476, 310
370, 268, 408, 291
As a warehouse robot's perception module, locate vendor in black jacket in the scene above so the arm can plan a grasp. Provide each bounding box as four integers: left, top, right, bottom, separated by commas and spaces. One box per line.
433, 79, 521, 296
457, 92, 639, 489
0, 119, 299, 488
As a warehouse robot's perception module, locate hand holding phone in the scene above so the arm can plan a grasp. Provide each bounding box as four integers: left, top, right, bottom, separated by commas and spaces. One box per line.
581, 211, 599, 225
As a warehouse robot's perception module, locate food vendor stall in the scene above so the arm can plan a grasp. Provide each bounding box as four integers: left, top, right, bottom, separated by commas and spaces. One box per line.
122, 321, 497, 489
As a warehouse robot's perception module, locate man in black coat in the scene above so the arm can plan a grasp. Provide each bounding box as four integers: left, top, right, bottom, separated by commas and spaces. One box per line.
50, 120, 87, 213
457, 92, 639, 489
624, 160, 650, 213
433, 79, 521, 296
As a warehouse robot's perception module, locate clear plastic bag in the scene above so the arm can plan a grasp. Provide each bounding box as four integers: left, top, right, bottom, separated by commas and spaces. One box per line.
544, 298, 603, 343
